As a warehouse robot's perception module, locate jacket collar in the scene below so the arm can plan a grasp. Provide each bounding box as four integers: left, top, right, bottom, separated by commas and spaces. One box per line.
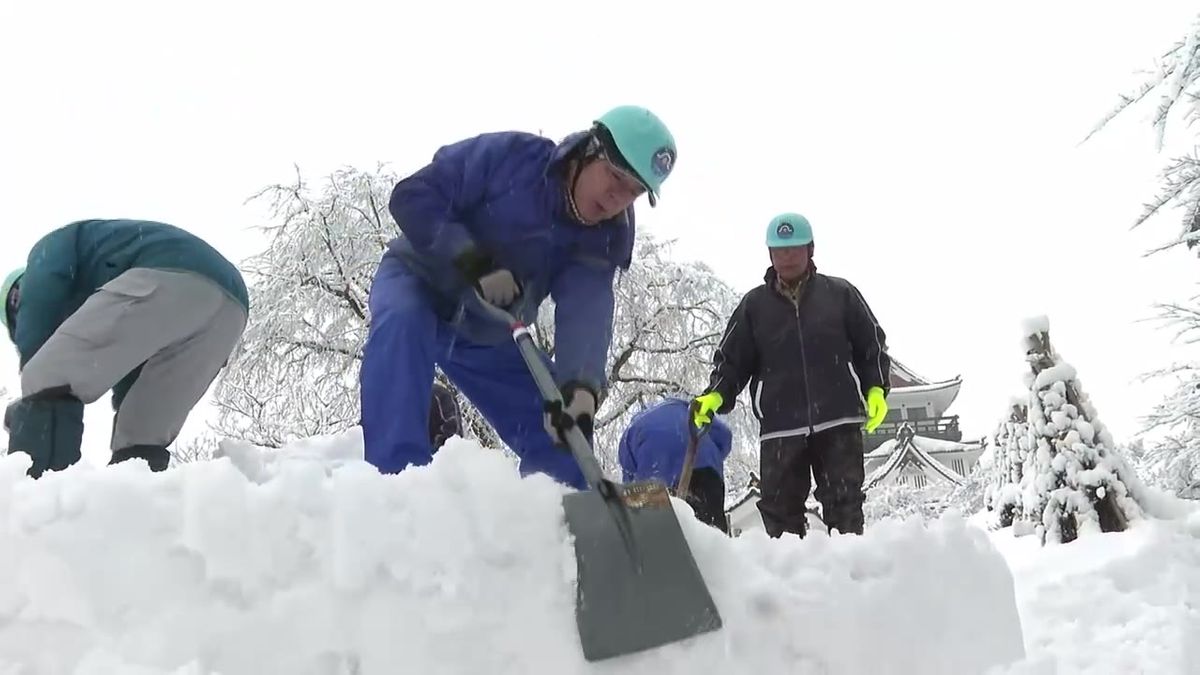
549, 130, 592, 168
763, 262, 818, 287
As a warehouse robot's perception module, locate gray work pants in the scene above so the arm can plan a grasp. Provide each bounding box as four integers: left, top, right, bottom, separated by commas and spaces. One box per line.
20, 268, 247, 451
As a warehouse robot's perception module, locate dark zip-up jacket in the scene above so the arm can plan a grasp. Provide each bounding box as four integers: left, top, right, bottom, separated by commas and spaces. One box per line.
706, 267, 890, 441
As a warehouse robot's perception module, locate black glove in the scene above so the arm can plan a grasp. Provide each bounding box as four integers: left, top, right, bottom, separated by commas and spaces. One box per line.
544, 384, 597, 447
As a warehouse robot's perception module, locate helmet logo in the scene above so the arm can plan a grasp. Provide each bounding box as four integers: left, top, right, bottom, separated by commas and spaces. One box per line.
651, 147, 675, 178
776, 222, 795, 239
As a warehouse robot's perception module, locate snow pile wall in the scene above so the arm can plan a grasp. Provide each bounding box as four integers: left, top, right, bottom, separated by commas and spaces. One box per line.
0, 432, 1026, 674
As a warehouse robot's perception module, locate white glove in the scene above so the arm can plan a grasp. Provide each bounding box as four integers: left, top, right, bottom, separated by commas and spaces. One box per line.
477, 269, 521, 307
544, 387, 597, 446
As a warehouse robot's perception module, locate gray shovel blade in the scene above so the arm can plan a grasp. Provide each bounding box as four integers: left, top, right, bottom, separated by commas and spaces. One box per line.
564, 480, 723, 662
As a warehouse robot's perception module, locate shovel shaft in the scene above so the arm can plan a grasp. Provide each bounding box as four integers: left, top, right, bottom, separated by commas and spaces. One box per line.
472, 293, 641, 564
676, 434, 700, 496
506, 321, 642, 564
508, 323, 607, 490
676, 400, 709, 496
468, 295, 723, 661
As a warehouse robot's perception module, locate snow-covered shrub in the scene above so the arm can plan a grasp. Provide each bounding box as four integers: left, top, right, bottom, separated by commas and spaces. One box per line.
989, 399, 1031, 528
1018, 316, 1145, 544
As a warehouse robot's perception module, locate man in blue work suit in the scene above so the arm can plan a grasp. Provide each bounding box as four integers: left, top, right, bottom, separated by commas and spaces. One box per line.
618, 396, 733, 533
360, 106, 678, 489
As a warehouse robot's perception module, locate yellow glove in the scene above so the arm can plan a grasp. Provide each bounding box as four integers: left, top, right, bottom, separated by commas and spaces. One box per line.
691, 391, 723, 428
865, 386, 887, 432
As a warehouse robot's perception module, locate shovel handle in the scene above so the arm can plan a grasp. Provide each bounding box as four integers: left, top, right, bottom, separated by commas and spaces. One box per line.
473, 292, 644, 569
473, 293, 608, 492
676, 400, 711, 497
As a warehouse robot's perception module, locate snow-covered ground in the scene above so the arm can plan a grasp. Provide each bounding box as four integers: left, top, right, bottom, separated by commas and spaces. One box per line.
979, 506, 1200, 674
0, 430, 1195, 674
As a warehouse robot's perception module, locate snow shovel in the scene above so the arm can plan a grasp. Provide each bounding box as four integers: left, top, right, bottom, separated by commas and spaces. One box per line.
674, 401, 709, 498
477, 297, 723, 662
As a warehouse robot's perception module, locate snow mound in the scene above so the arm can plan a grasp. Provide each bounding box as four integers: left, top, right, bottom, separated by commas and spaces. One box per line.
986, 515, 1200, 674
0, 434, 1026, 674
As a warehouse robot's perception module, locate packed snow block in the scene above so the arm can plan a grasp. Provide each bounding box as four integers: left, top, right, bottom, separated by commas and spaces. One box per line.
213, 426, 368, 484
688, 516, 1027, 675
0, 440, 1025, 674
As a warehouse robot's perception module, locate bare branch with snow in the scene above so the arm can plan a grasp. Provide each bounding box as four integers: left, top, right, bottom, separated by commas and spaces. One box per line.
1087, 15, 1200, 256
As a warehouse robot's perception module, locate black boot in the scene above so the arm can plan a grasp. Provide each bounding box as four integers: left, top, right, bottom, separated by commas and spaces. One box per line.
110, 445, 170, 471
4, 387, 85, 478
684, 467, 731, 534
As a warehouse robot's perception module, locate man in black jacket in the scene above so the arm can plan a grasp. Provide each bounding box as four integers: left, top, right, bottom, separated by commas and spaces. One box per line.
692, 213, 890, 537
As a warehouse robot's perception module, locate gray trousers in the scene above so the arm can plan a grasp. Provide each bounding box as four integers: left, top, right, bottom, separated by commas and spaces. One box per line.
20, 268, 247, 450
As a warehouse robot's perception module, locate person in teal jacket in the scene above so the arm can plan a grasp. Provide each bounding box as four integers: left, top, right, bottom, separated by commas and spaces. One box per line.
1, 219, 250, 477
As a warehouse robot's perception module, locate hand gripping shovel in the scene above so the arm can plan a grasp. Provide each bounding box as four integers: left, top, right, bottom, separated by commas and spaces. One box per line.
675, 400, 709, 498
675, 405, 730, 535
477, 297, 723, 661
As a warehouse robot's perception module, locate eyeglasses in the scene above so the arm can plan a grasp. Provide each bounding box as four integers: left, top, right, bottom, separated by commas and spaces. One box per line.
592, 127, 649, 195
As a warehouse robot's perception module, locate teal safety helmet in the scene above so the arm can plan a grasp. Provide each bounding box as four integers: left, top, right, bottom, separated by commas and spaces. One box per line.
593, 105, 677, 207
1, 266, 24, 332
765, 213, 813, 248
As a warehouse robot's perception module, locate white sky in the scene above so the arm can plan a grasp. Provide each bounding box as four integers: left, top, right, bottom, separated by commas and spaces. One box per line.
2, 0, 1199, 465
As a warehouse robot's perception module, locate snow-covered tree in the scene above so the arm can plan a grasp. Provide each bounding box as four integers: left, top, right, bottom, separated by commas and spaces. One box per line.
1129, 295, 1200, 497
1018, 316, 1145, 545
1085, 12, 1200, 256
989, 399, 1031, 528
1085, 14, 1200, 499
211, 165, 760, 482
212, 165, 393, 448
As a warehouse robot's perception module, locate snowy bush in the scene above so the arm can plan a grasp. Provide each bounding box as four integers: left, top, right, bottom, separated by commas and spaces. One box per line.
864, 466, 992, 526
1130, 431, 1200, 499
864, 483, 953, 524
211, 165, 761, 479
168, 432, 220, 467
943, 464, 992, 517
1129, 295, 1200, 497
990, 400, 1032, 528
1018, 317, 1145, 544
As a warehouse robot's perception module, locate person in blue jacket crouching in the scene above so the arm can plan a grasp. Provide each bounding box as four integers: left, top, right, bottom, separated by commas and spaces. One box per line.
618, 397, 733, 533
361, 106, 678, 489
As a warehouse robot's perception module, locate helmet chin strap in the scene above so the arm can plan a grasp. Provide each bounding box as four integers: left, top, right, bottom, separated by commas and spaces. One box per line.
564, 136, 605, 226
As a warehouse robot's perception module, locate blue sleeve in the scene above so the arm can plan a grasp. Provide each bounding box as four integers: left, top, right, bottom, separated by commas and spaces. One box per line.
712, 422, 734, 463
14, 231, 79, 367
388, 132, 535, 265
549, 259, 616, 394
